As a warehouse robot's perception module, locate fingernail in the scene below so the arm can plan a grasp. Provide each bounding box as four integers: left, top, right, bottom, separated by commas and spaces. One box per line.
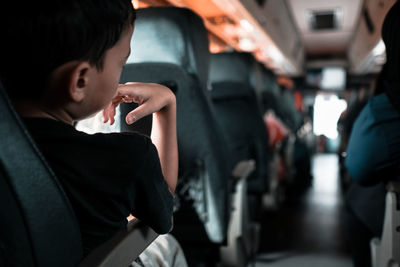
128, 116, 135, 124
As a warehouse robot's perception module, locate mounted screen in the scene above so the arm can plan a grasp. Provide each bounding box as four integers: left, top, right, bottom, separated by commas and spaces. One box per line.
306, 67, 346, 90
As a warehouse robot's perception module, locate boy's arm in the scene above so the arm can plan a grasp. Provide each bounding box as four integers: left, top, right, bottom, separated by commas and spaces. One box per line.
103, 82, 178, 194
150, 99, 178, 194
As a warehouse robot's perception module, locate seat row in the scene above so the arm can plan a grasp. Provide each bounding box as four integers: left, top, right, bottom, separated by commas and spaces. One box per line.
0, 4, 310, 267
115, 6, 307, 266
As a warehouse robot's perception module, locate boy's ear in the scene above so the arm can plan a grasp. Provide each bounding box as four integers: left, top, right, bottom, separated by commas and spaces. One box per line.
67, 61, 92, 102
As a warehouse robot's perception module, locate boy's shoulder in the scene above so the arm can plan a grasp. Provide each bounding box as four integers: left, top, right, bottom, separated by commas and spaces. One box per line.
23, 117, 158, 166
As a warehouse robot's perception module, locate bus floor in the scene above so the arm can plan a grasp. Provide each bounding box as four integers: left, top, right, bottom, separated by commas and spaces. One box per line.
252, 153, 352, 267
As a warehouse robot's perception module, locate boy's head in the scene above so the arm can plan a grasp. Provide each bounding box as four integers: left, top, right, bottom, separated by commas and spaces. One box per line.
0, 0, 135, 120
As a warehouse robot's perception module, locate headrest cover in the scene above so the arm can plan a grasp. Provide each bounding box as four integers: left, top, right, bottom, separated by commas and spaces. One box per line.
209, 52, 256, 84
127, 7, 210, 89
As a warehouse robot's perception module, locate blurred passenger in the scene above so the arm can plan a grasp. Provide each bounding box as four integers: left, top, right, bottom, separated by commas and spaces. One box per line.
338, 88, 368, 155
337, 89, 369, 189
344, 2, 400, 267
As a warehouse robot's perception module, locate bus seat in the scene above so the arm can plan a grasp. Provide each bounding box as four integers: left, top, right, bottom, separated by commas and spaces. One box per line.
0, 81, 82, 267
220, 160, 260, 267
209, 52, 270, 195
258, 67, 281, 115
119, 7, 232, 247
280, 89, 302, 132
259, 67, 302, 186
0, 82, 158, 266
259, 69, 300, 133
370, 182, 400, 267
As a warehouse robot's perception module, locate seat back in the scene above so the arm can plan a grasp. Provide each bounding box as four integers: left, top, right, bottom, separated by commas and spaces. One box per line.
280, 89, 302, 131
0, 83, 83, 267
259, 67, 281, 114
119, 7, 232, 244
209, 52, 270, 193
259, 69, 301, 132
370, 182, 400, 267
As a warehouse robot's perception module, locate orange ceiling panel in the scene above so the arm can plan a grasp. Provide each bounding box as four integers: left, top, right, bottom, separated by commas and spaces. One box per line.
182, 0, 225, 18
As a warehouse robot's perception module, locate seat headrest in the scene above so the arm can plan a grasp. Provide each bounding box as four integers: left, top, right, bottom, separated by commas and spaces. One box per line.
209, 52, 257, 85
210, 81, 255, 101
127, 7, 210, 90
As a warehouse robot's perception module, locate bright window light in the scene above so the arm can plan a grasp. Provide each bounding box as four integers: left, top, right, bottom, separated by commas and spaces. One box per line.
76, 107, 121, 134
313, 94, 347, 139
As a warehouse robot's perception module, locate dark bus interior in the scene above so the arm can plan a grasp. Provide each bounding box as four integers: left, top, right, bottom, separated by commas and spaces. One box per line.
1, 0, 399, 267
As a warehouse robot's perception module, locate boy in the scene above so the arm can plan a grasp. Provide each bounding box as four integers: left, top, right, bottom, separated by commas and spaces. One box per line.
0, 0, 178, 257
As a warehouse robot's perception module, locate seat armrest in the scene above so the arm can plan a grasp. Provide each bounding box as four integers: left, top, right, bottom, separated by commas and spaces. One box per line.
232, 160, 256, 181
387, 181, 400, 193
371, 181, 400, 267
78, 219, 158, 267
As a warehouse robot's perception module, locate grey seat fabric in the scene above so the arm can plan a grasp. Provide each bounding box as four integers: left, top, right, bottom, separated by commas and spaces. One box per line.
280, 89, 302, 131
119, 7, 232, 245
0, 82, 83, 267
209, 52, 270, 193
259, 67, 281, 115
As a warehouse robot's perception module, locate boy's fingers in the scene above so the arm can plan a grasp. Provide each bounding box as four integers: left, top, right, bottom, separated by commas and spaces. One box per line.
102, 103, 114, 123
102, 109, 108, 123
102, 106, 111, 123
103, 95, 125, 125
105, 104, 116, 125
117, 83, 147, 101
117, 84, 136, 96
125, 104, 150, 125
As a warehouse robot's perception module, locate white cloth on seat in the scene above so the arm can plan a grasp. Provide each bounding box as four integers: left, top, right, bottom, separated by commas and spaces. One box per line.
131, 234, 188, 267
75, 107, 121, 134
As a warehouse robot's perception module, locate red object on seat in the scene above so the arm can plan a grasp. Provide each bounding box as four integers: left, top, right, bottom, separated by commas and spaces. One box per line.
263, 112, 289, 149
293, 91, 303, 112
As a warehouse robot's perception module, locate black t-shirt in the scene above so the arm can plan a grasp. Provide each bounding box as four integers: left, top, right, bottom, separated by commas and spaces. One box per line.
23, 118, 173, 254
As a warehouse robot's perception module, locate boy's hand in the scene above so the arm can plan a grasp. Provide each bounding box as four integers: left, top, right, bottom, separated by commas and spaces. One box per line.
102, 82, 175, 125
103, 82, 178, 194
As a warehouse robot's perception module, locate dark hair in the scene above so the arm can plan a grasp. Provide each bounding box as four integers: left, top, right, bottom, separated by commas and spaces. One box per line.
374, 64, 387, 96
0, 0, 135, 100
381, 1, 400, 111
382, 0, 400, 82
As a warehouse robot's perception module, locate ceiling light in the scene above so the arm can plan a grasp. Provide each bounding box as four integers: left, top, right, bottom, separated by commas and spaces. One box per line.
240, 19, 254, 32
238, 37, 256, 51
268, 46, 283, 64
131, 0, 139, 9
372, 39, 386, 56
